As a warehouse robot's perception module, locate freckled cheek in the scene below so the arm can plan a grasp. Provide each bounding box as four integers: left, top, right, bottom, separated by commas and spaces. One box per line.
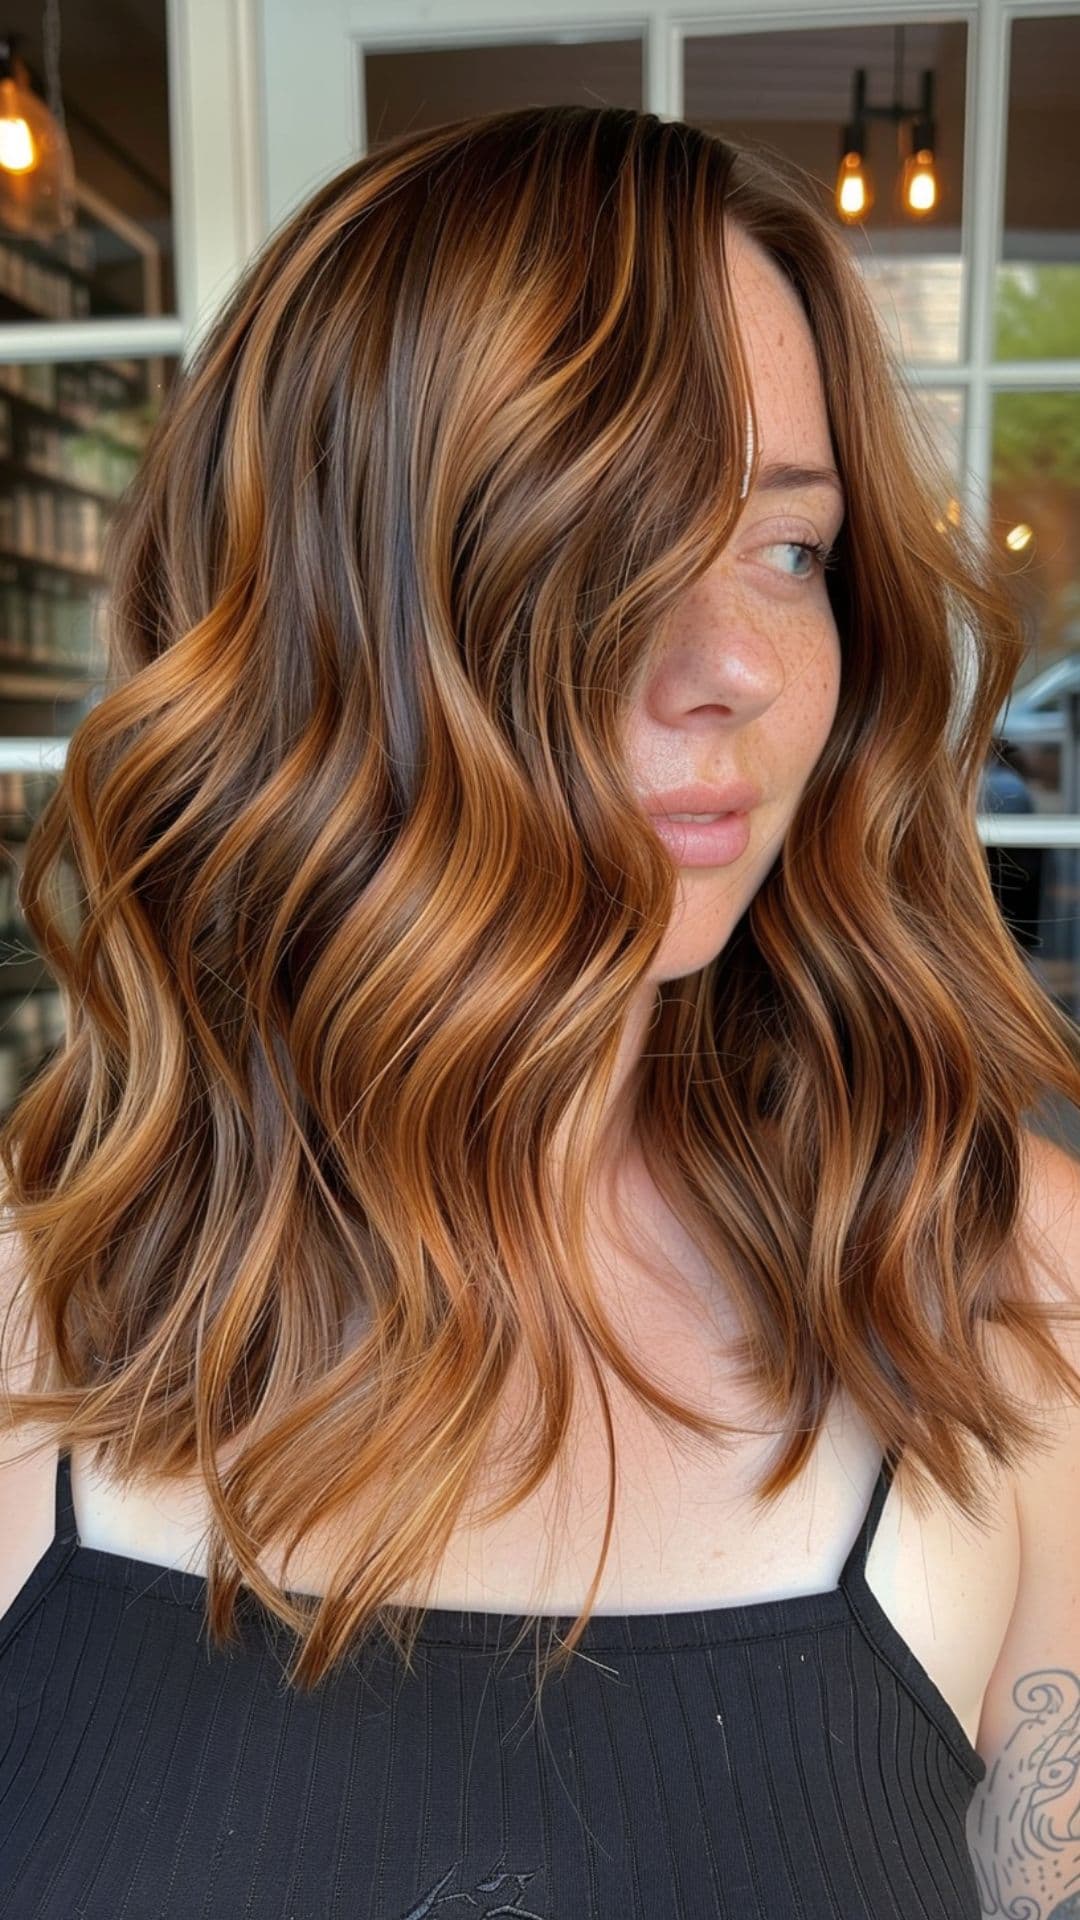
813, 630, 843, 737
779, 620, 842, 758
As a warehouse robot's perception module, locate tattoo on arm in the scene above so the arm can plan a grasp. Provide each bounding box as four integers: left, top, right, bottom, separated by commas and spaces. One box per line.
967, 1668, 1080, 1919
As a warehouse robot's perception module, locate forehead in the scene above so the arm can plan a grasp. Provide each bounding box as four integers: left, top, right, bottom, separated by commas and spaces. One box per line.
724, 228, 833, 462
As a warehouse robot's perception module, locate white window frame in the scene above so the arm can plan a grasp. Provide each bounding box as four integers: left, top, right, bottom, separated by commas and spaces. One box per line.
0, 0, 1076, 858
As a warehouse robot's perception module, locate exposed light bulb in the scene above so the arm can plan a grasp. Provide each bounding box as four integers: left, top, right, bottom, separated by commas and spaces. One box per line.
836, 151, 873, 222
900, 146, 938, 217
0, 97, 34, 174
0, 33, 75, 237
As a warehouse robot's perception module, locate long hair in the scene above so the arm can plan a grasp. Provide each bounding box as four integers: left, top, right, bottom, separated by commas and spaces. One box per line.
3, 104, 1079, 1698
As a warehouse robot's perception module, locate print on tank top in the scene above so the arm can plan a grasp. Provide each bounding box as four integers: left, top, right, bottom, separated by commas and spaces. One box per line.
397, 1854, 546, 1918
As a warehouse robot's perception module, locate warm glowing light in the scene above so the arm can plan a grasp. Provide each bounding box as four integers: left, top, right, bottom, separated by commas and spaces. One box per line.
0, 112, 34, 174
900, 148, 938, 216
0, 55, 76, 238
1005, 522, 1034, 552
836, 151, 872, 221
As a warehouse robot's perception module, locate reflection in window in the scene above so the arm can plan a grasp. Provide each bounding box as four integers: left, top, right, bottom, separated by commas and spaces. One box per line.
903, 383, 964, 482
977, 791, 1080, 1028
992, 388, 1080, 700
0, 765, 65, 1111
0, 353, 179, 1110
986, 381, 1080, 1022
981, 738, 1043, 948
996, 15, 1080, 362
0, 355, 176, 721
977, 739, 1061, 1007
0, 7, 173, 319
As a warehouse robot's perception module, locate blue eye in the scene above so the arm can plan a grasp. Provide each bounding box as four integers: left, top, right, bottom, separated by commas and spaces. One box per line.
769, 539, 836, 578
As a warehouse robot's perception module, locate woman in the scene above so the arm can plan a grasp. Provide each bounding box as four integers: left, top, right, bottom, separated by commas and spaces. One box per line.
1, 105, 1078, 1920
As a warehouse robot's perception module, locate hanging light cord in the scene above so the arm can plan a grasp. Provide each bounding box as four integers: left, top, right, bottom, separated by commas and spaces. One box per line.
41, 0, 65, 135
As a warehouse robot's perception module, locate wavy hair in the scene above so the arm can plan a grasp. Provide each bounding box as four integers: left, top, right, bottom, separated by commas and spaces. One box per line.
4, 104, 1080, 1698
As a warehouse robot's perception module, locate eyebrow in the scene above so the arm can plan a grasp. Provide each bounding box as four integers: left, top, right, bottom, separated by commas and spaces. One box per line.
753, 461, 845, 502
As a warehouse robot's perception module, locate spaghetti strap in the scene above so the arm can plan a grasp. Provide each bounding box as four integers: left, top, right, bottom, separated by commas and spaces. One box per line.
55, 1445, 78, 1547
838, 1449, 897, 1591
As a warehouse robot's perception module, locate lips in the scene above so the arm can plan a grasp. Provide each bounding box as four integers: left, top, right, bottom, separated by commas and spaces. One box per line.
648, 809, 753, 869
642, 778, 762, 819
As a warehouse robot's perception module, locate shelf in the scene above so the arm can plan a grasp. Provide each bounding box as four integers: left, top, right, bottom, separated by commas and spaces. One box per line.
2, 223, 95, 285
0, 665, 98, 700
0, 547, 104, 584
0, 454, 125, 510
0, 383, 151, 457
0, 287, 141, 328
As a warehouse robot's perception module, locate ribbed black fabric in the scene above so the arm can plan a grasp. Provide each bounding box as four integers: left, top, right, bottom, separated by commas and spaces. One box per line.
0, 1443, 986, 1918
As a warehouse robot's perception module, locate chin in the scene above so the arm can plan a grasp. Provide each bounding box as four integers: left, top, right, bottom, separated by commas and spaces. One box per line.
644, 869, 761, 980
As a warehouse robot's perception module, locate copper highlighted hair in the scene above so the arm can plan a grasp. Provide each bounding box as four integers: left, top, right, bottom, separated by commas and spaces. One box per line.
3, 104, 1080, 1697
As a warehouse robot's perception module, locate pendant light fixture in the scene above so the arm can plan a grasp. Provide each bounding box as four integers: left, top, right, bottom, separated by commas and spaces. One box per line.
0, 1, 75, 239
836, 70, 873, 222
898, 73, 939, 216
835, 28, 940, 226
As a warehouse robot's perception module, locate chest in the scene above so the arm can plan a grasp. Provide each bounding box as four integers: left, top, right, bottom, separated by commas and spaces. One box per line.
414, 1326, 1018, 1755
72, 1293, 1019, 1757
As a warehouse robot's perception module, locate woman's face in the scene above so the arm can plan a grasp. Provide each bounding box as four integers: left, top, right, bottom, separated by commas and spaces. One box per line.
624, 227, 845, 984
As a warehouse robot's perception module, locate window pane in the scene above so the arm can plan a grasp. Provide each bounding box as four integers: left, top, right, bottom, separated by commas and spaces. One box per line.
995, 15, 1080, 361
904, 383, 965, 481
0, 354, 178, 733
992, 386, 1080, 702
976, 816, 1080, 1027
684, 22, 967, 364
0, 352, 179, 1110
986, 387, 1080, 961
0, 3, 174, 319
363, 37, 642, 148
0, 761, 64, 1110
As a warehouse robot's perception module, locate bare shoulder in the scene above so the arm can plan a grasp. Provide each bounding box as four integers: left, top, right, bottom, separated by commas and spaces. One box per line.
1018, 1123, 1080, 1269
1000, 1125, 1080, 1519
0, 1212, 47, 1448
1010, 1124, 1080, 1384
965, 1127, 1080, 1902
0, 1214, 59, 1618
964, 1123, 1080, 1550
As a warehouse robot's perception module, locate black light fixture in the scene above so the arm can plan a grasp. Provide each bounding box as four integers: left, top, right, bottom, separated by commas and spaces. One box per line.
899, 70, 939, 216
835, 28, 940, 225
0, 3, 75, 239
836, 69, 873, 222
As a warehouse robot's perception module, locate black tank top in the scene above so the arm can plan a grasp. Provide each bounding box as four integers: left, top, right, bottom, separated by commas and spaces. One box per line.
0, 1443, 985, 1918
